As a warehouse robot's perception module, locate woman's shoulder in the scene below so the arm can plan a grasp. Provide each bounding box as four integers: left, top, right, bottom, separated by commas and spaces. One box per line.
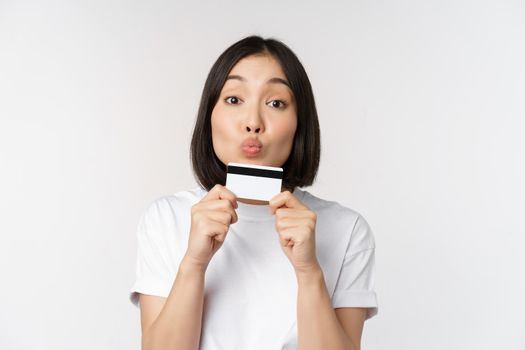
297, 188, 376, 250
139, 186, 206, 224
296, 188, 361, 221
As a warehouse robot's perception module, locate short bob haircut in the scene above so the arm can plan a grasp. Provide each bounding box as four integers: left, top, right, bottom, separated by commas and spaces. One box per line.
190, 35, 321, 192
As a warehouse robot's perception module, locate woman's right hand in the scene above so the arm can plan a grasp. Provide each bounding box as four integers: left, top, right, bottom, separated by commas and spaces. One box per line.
183, 184, 238, 270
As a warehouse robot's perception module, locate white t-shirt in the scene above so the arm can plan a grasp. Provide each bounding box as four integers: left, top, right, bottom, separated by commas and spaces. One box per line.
130, 186, 378, 349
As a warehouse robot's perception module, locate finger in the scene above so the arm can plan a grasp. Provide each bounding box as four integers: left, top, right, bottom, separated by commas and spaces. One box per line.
203, 221, 229, 238
203, 209, 237, 226
214, 232, 228, 243
277, 229, 299, 248
276, 209, 317, 229
280, 225, 313, 241
269, 191, 307, 214
196, 200, 238, 223
274, 208, 311, 219
202, 184, 238, 209
275, 217, 301, 231
278, 235, 294, 248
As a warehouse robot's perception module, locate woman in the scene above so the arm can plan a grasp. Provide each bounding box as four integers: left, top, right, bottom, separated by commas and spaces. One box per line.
130, 35, 378, 350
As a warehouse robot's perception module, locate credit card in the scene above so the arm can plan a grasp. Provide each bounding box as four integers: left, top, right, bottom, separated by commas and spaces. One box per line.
226, 162, 283, 202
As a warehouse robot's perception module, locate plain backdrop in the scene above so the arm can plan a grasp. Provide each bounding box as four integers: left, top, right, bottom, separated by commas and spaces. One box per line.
1, 0, 524, 349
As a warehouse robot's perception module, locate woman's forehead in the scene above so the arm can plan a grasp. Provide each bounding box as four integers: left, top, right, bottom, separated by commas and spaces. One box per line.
228, 54, 287, 82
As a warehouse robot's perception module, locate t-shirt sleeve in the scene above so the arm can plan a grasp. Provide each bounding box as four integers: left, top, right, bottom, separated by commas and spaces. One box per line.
332, 214, 378, 320
129, 200, 175, 308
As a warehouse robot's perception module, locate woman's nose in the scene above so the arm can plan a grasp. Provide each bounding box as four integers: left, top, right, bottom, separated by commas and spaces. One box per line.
246, 125, 261, 133
244, 108, 264, 133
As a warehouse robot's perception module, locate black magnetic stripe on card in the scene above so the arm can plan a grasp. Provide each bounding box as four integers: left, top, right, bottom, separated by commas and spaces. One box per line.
227, 165, 283, 179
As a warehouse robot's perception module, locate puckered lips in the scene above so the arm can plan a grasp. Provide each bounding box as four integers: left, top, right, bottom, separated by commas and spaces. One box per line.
241, 138, 263, 157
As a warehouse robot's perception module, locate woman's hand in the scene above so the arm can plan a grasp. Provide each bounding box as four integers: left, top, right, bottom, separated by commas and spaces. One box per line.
184, 184, 238, 270
269, 190, 320, 275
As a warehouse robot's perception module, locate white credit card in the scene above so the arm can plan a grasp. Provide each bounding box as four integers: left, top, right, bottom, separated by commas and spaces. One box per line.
226, 162, 283, 202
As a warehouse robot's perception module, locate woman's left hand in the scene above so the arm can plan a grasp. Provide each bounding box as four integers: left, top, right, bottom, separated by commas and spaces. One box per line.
269, 190, 320, 274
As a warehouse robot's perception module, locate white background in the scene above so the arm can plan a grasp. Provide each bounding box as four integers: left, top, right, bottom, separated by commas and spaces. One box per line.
1, 0, 524, 349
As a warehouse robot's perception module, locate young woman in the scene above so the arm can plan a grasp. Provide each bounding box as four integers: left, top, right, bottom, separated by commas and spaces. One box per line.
130, 35, 378, 350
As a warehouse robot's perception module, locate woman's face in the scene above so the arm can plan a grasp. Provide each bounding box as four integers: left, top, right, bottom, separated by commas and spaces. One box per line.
211, 54, 297, 168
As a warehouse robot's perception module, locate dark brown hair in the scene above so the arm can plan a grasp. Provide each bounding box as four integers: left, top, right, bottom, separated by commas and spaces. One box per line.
190, 35, 321, 191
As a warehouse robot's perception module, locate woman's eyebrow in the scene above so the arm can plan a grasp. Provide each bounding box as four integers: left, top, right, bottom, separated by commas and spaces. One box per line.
226, 75, 291, 88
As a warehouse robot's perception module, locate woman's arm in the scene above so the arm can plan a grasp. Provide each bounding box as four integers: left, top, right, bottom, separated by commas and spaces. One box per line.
268, 191, 366, 349
141, 256, 206, 350
140, 185, 238, 350
296, 265, 365, 350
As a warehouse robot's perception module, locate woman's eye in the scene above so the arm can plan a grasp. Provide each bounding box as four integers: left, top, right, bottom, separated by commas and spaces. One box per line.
268, 100, 287, 109
225, 96, 241, 105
